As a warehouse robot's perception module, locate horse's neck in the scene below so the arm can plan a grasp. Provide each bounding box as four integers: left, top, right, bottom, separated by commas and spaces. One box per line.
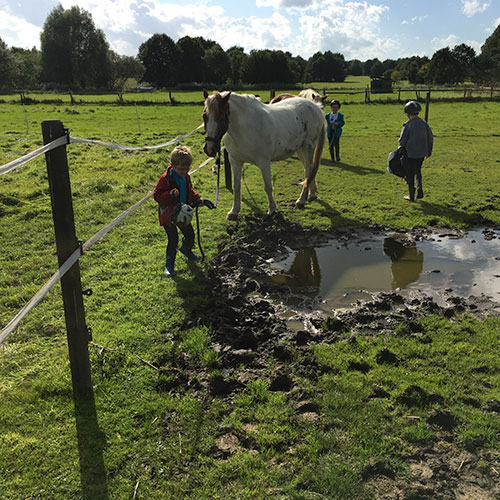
228, 94, 264, 132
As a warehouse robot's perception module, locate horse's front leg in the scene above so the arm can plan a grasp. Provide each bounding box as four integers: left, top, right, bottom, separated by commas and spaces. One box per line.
227, 160, 243, 220
260, 162, 277, 215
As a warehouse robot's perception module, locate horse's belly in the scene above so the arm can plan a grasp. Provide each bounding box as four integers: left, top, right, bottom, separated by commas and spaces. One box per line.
270, 134, 303, 161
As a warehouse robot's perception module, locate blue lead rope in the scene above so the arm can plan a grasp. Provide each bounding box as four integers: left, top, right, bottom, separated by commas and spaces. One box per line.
196, 151, 220, 261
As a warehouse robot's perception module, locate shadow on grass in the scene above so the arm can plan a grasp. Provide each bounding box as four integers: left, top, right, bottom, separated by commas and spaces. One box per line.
320, 158, 385, 176
313, 198, 364, 227
74, 391, 109, 500
417, 200, 493, 226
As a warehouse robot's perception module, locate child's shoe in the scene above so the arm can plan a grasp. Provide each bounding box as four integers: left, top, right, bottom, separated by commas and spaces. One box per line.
164, 253, 176, 276
179, 242, 200, 261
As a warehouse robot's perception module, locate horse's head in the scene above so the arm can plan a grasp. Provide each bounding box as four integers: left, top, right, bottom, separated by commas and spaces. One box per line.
202, 89, 231, 157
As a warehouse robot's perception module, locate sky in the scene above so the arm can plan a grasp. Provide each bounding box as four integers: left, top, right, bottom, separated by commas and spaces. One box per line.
0, 0, 499, 61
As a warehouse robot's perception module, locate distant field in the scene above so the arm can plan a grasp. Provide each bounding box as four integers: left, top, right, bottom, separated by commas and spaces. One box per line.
1, 75, 497, 106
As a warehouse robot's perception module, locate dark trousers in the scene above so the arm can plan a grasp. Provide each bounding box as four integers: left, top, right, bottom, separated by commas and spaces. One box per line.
163, 224, 195, 258
405, 157, 424, 193
328, 136, 340, 160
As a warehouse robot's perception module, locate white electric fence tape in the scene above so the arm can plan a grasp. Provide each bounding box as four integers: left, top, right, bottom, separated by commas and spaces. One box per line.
0, 123, 204, 177
0, 135, 68, 177
0, 122, 213, 343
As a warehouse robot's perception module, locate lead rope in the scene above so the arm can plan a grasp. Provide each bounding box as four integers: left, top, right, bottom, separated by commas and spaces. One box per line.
196, 151, 221, 262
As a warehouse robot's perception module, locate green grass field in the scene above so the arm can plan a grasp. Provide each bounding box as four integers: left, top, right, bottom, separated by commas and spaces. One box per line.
1, 97, 500, 499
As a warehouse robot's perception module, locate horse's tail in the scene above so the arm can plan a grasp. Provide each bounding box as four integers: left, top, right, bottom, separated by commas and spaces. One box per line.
302, 121, 325, 186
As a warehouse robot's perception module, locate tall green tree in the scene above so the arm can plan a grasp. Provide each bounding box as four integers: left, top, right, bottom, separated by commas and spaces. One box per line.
242, 50, 293, 84
0, 38, 14, 89
177, 36, 205, 83
40, 5, 111, 88
476, 24, 500, 83
288, 53, 307, 83
138, 33, 180, 88
370, 61, 385, 77
452, 43, 476, 78
202, 44, 230, 84
347, 59, 363, 76
10, 47, 42, 89
109, 52, 143, 91
428, 47, 465, 84
226, 46, 247, 85
304, 51, 345, 82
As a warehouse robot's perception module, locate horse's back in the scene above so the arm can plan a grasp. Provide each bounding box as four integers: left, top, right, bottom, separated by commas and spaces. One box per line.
225, 92, 324, 163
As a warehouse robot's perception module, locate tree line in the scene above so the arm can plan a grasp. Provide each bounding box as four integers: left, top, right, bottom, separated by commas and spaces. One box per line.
0, 5, 499, 92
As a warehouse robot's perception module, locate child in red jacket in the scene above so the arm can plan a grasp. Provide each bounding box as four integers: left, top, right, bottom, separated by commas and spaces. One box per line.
153, 145, 213, 276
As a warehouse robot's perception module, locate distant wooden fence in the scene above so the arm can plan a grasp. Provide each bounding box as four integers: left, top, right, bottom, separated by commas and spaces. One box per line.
1, 85, 499, 106
319, 85, 500, 104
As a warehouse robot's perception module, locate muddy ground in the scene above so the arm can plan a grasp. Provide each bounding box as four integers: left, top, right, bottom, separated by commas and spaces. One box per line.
166, 214, 500, 499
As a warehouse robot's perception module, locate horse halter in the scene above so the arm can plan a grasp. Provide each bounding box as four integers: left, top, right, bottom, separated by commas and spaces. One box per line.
203, 100, 230, 149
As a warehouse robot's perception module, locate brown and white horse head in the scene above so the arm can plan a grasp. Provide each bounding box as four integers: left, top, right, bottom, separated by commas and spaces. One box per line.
298, 88, 327, 109
202, 89, 231, 157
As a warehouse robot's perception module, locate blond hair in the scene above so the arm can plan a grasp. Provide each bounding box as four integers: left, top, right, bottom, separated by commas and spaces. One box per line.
170, 145, 192, 167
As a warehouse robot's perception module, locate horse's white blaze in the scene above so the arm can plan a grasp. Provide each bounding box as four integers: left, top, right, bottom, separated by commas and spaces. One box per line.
203, 91, 325, 219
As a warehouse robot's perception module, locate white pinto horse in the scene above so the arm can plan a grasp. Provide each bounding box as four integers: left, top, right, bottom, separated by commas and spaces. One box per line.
203, 90, 325, 220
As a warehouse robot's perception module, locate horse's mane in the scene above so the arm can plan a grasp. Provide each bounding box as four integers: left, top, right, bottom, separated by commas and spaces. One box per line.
215, 91, 261, 102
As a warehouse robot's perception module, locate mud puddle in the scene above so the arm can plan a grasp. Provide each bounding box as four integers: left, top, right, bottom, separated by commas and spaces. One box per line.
260, 228, 500, 321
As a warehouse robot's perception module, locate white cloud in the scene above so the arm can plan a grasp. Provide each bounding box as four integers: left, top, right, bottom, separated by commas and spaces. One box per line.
256, 0, 315, 7
461, 0, 490, 17
0, 10, 41, 48
431, 34, 459, 50
294, 1, 393, 60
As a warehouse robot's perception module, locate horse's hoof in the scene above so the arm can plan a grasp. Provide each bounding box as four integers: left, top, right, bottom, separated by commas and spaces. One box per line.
226, 212, 239, 221
295, 202, 305, 209
308, 195, 317, 202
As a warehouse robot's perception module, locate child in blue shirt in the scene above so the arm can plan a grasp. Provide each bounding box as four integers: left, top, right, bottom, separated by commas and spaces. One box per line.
325, 99, 345, 162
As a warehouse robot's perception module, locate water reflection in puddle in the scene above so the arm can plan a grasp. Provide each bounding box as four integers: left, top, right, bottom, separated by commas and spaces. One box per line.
263, 229, 500, 313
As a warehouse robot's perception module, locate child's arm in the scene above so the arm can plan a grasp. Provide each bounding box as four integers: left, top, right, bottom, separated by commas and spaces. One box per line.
153, 175, 177, 207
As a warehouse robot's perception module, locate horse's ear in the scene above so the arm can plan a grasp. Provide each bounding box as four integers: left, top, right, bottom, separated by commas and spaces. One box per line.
222, 91, 232, 103
203, 89, 209, 100
322, 95, 328, 103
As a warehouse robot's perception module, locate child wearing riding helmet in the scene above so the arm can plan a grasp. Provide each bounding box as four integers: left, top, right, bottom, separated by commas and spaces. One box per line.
153, 145, 214, 276
325, 99, 345, 162
398, 100, 433, 202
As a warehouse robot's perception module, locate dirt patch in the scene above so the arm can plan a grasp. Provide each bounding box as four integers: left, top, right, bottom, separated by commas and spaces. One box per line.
178, 214, 500, 499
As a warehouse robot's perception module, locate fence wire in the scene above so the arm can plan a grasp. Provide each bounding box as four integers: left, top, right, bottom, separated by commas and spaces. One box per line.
0, 122, 214, 344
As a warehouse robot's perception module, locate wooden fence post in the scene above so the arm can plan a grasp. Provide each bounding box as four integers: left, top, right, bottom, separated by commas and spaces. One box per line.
224, 149, 232, 191
41, 120, 93, 396
425, 91, 431, 122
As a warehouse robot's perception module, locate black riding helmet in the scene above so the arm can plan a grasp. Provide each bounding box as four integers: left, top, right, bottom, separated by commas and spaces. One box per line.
330, 99, 341, 108
404, 100, 421, 114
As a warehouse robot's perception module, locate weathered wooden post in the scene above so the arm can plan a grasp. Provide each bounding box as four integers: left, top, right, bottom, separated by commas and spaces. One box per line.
270, 89, 275, 101
224, 149, 232, 191
424, 91, 431, 122
41, 120, 93, 395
